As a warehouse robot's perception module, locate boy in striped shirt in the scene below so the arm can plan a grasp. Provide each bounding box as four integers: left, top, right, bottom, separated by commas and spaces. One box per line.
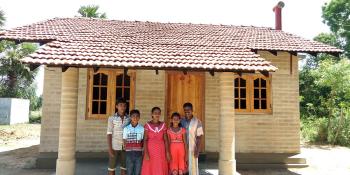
107, 98, 130, 175
123, 109, 144, 175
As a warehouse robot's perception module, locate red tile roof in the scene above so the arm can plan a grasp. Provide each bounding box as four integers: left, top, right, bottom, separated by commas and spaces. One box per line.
0, 18, 342, 71
22, 40, 275, 71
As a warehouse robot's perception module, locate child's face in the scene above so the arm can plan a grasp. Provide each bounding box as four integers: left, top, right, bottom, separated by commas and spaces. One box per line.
116, 103, 127, 114
131, 114, 140, 125
151, 109, 161, 121
172, 115, 180, 127
183, 106, 193, 118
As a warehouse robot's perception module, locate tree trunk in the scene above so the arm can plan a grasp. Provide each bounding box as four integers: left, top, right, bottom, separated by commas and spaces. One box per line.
333, 108, 344, 145
7, 71, 17, 97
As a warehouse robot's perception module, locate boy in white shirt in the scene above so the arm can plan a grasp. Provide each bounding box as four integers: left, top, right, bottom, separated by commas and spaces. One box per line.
107, 98, 130, 175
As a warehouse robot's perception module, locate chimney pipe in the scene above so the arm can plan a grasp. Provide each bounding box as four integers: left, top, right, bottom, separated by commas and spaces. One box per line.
273, 1, 285, 30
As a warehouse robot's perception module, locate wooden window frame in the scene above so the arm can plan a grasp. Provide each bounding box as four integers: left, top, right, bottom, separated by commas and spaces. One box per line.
234, 73, 272, 114
86, 68, 136, 120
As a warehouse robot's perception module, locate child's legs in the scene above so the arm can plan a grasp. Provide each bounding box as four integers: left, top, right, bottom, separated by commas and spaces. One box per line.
178, 143, 186, 173
108, 150, 117, 172
172, 143, 185, 175
133, 152, 143, 175
118, 150, 127, 175
126, 152, 135, 175
170, 144, 181, 174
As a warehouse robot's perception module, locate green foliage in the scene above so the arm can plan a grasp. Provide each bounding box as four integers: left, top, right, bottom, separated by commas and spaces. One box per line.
301, 117, 328, 143
322, 0, 350, 57
301, 110, 350, 146
311, 59, 350, 99
301, 58, 350, 114
78, 5, 107, 18
30, 94, 42, 111
309, 33, 343, 67
300, 68, 330, 118
0, 8, 5, 27
29, 110, 41, 124
0, 40, 38, 100
300, 59, 350, 146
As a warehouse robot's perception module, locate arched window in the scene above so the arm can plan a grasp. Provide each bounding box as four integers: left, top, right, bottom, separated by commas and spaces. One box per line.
87, 69, 135, 119
234, 74, 271, 113
116, 73, 131, 114
234, 77, 247, 112
92, 73, 108, 115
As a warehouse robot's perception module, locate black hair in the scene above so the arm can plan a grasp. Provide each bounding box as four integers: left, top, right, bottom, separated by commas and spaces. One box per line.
130, 109, 140, 117
170, 112, 182, 127
183, 102, 193, 110
116, 97, 127, 105
151, 107, 161, 113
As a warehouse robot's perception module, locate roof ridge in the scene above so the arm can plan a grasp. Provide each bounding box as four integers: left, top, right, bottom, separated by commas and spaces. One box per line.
1, 17, 343, 54
50, 17, 276, 30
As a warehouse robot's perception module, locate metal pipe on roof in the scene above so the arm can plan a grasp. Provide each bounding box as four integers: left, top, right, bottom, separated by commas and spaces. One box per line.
273, 1, 285, 30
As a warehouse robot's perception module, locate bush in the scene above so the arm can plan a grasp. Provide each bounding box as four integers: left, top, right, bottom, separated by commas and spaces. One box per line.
328, 109, 350, 146
301, 117, 328, 143
29, 111, 41, 124
301, 110, 350, 147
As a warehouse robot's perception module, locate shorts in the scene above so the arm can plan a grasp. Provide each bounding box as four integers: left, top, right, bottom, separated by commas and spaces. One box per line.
108, 150, 126, 171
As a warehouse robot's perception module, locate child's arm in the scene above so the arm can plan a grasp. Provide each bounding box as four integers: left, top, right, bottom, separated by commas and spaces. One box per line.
182, 130, 188, 162
143, 129, 150, 160
163, 131, 171, 161
107, 135, 114, 157
123, 139, 127, 150
106, 117, 114, 157
195, 121, 204, 158
195, 135, 202, 158
123, 127, 128, 150
166, 130, 171, 150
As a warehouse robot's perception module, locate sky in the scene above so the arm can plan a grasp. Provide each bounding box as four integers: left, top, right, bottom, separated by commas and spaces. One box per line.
0, 0, 332, 95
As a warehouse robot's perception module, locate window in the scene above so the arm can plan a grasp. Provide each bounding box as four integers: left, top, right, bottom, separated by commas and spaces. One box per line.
116, 73, 132, 113
234, 74, 271, 113
86, 69, 135, 119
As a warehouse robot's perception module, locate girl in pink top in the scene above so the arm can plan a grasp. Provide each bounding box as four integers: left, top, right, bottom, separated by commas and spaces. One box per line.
167, 112, 188, 175
141, 107, 171, 175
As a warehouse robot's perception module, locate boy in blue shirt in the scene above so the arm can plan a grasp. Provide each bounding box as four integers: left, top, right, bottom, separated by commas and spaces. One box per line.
123, 109, 144, 175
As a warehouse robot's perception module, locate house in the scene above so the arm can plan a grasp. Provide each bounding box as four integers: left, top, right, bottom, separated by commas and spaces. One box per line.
0, 7, 342, 175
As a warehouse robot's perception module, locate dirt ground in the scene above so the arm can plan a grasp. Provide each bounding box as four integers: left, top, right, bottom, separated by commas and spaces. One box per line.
0, 123, 41, 152
1, 124, 350, 175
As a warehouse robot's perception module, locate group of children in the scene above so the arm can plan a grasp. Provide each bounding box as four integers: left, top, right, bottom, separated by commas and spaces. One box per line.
107, 98, 204, 175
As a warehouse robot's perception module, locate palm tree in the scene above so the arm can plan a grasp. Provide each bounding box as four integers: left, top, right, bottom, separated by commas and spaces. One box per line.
0, 9, 6, 53
78, 5, 107, 18
0, 41, 38, 98
0, 8, 5, 27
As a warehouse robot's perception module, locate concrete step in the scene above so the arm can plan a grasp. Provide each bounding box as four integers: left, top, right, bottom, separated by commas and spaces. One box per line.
237, 163, 308, 170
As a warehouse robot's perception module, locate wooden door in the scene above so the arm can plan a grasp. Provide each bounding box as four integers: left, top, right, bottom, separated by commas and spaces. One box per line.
166, 71, 205, 151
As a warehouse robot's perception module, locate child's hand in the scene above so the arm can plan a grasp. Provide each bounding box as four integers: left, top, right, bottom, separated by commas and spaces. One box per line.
194, 151, 199, 158
194, 147, 199, 158
167, 152, 172, 162
144, 153, 150, 161
108, 149, 115, 158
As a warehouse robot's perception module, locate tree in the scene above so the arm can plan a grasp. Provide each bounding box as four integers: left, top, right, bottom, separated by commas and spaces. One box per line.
310, 58, 350, 144
78, 5, 107, 18
0, 8, 5, 27
0, 9, 41, 111
322, 0, 350, 57
300, 0, 350, 119
305, 33, 343, 68
0, 9, 6, 52
0, 41, 38, 99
